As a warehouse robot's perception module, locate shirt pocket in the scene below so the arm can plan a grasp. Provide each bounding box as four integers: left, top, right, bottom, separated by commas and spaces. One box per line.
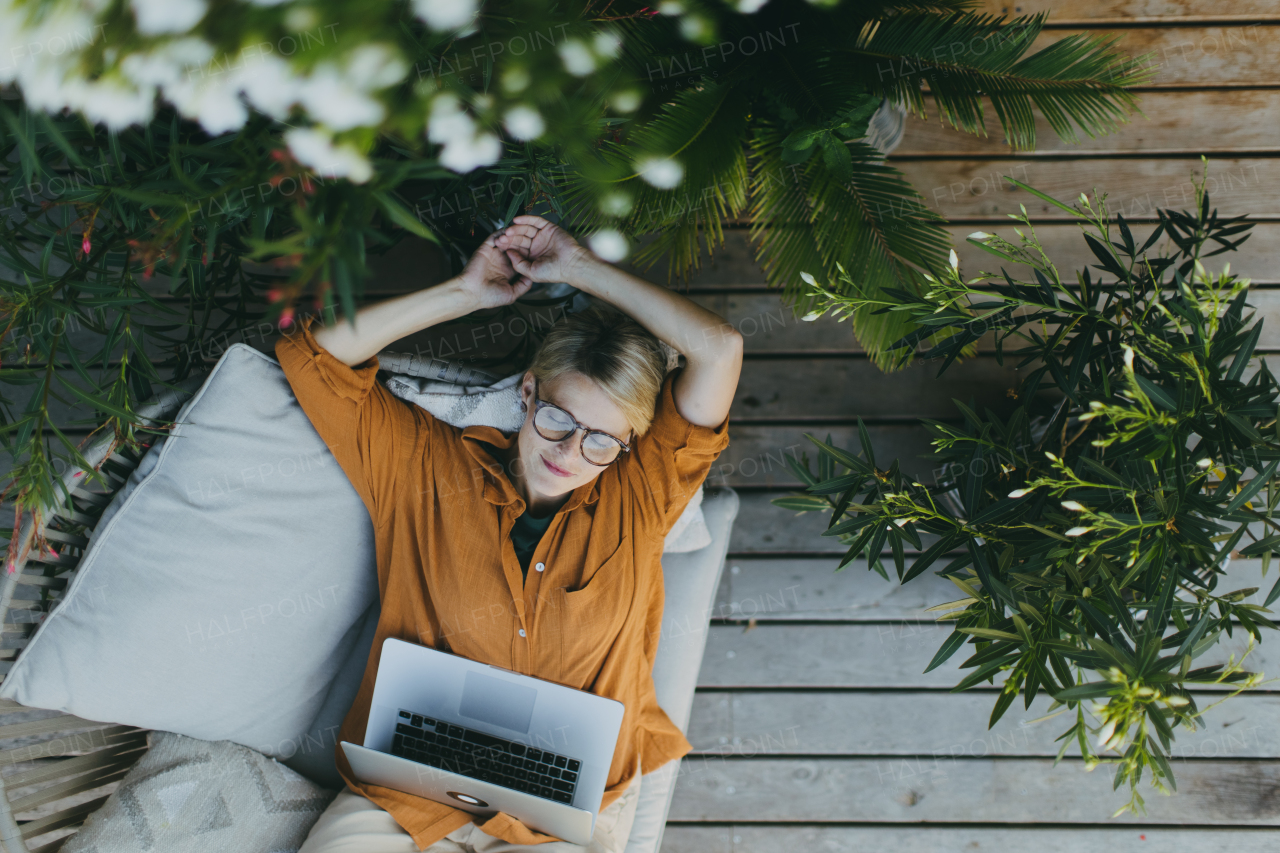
556, 535, 635, 688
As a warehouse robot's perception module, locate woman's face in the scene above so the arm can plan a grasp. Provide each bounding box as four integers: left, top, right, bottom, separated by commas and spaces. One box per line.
514, 370, 633, 500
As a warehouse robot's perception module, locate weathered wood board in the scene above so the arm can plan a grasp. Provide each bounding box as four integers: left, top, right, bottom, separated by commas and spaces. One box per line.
696, 622, 1267, 690
666, 757, 1280, 824
662, 826, 1280, 853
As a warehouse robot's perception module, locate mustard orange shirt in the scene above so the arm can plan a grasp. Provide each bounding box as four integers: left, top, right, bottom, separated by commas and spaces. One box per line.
274, 314, 730, 847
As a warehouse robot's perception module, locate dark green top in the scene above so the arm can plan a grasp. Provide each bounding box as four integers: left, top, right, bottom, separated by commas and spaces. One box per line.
511, 510, 555, 580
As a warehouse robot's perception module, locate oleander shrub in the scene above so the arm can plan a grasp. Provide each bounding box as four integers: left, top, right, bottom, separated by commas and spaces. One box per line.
777, 165, 1275, 812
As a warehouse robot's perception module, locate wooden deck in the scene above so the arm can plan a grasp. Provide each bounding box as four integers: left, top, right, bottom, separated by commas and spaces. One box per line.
3, 0, 1280, 849
648, 2, 1280, 849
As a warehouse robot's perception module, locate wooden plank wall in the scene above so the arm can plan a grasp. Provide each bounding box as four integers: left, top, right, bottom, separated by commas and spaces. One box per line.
653, 2, 1280, 850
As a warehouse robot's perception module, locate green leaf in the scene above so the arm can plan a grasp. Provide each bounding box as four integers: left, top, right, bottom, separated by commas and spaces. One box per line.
1227, 321, 1263, 382
1133, 374, 1176, 412
375, 192, 440, 243
926, 625, 962, 671
1225, 460, 1279, 513
958, 627, 1022, 642
1264, 575, 1280, 609
1053, 681, 1118, 701
1237, 534, 1280, 557
771, 495, 830, 512
989, 688, 1019, 729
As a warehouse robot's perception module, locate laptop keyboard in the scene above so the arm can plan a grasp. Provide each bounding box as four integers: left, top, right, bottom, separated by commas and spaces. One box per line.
391, 709, 582, 805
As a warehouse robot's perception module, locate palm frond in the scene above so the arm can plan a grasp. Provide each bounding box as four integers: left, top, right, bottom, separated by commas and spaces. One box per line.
849, 11, 1155, 149
561, 81, 751, 284
747, 125, 952, 367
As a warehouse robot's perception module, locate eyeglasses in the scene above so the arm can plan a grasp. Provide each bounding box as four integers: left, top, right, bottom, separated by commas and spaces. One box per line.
530, 382, 630, 467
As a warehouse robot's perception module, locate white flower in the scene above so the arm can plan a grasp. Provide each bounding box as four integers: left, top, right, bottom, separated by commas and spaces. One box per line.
1061, 501, 1085, 511
1123, 346, 1135, 371
680, 15, 713, 40
801, 311, 823, 322
558, 39, 596, 76
636, 156, 683, 189
284, 5, 318, 30
589, 229, 629, 262
300, 74, 382, 130
166, 74, 248, 135
78, 76, 157, 130
235, 55, 302, 120
610, 89, 641, 113
800, 271, 817, 285
1065, 527, 1093, 537
412, 0, 478, 31
426, 93, 501, 172
130, 0, 208, 36
1197, 458, 1213, 469
121, 38, 214, 91
427, 93, 473, 144
1008, 488, 1031, 498
345, 44, 410, 90
297, 47, 404, 132
440, 131, 501, 172
949, 249, 959, 271
968, 231, 991, 241
285, 127, 373, 184
736, 0, 770, 11
599, 192, 633, 217
593, 30, 622, 59
504, 106, 545, 140
502, 67, 530, 93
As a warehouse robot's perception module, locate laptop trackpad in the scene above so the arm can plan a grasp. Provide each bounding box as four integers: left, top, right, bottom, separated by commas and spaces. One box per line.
459, 670, 537, 734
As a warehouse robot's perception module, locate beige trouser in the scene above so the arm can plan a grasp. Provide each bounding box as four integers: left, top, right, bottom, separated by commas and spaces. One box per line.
298, 768, 642, 853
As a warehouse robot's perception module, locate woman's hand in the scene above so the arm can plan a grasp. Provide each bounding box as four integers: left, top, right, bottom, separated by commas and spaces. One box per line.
455, 231, 534, 309
494, 215, 593, 286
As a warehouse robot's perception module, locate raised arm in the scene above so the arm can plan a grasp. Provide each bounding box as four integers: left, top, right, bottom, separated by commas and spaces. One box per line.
311, 230, 534, 366
496, 216, 743, 428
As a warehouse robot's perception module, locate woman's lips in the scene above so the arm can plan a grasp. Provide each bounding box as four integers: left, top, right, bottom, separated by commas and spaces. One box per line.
542, 456, 574, 478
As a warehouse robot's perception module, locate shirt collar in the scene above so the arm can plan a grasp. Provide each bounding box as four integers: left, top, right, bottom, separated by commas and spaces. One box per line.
460, 425, 602, 513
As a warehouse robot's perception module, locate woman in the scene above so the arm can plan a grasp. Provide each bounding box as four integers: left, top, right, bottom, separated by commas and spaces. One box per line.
277, 214, 742, 853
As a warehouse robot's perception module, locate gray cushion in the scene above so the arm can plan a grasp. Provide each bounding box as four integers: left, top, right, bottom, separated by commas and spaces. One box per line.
0, 344, 382, 782
61, 730, 336, 853
624, 486, 739, 853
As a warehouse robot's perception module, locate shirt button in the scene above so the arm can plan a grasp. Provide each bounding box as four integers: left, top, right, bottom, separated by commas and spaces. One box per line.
535, 562, 545, 572
518, 629, 527, 638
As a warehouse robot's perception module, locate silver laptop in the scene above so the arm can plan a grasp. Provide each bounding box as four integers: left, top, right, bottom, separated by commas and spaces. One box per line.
340, 637, 625, 845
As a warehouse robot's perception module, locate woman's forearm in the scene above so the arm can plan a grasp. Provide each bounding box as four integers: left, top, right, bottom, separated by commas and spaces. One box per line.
311, 278, 481, 367
565, 250, 742, 428
565, 251, 741, 367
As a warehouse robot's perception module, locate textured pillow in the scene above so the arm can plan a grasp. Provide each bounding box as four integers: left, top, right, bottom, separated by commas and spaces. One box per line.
0, 343, 382, 785
61, 730, 336, 853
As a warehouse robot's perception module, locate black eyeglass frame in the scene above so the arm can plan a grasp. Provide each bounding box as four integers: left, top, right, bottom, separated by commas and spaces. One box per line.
529, 381, 631, 467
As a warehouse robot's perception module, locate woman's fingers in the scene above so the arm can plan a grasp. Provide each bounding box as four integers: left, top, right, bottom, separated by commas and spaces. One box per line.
511, 214, 551, 228
505, 249, 533, 275
497, 224, 538, 249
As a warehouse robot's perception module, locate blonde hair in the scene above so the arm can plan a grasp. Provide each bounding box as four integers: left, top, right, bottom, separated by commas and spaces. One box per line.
529, 304, 667, 437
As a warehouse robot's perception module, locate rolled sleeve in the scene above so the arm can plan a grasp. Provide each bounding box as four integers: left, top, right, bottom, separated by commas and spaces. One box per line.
626, 370, 731, 536
274, 313, 425, 528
